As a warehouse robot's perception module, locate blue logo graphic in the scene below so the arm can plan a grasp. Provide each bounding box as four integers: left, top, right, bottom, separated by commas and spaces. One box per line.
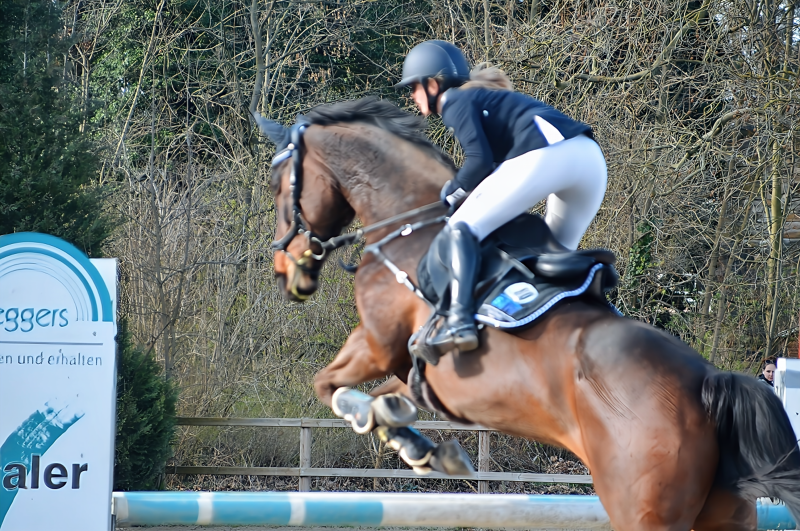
0, 233, 113, 322
0, 405, 83, 525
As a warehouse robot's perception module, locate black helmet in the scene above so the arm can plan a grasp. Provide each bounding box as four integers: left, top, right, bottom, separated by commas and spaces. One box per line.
395, 40, 470, 89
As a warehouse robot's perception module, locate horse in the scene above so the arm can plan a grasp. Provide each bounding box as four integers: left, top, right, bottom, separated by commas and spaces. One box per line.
253, 97, 800, 531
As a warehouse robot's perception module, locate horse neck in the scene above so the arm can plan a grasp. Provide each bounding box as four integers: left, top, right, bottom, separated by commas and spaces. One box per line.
308, 123, 452, 236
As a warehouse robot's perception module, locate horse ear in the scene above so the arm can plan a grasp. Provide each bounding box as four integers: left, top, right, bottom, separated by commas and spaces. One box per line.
250, 110, 290, 149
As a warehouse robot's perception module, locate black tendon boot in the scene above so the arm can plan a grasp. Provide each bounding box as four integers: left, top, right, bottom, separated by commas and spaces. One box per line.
376, 426, 476, 476
429, 222, 480, 352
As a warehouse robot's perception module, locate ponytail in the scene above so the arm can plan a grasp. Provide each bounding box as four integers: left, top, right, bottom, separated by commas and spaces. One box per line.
460, 62, 513, 91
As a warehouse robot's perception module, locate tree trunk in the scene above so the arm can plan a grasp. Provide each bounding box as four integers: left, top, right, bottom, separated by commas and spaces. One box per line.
766, 139, 783, 311
701, 156, 734, 316
710, 187, 757, 364
484, 0, 492, 51
529, 0, 539, 23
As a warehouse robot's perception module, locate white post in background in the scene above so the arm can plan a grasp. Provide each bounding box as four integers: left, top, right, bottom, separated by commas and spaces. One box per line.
774, 358, 800, 444
0, 233, 117, 531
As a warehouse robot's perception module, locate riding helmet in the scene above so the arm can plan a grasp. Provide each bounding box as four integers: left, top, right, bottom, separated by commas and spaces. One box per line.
395, 40, 470, 90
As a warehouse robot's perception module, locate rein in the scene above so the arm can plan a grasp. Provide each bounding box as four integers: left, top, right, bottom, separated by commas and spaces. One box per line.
270, 121, 447, 270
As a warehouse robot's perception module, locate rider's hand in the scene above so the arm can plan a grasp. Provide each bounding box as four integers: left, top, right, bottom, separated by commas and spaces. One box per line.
440, 180, 467, 206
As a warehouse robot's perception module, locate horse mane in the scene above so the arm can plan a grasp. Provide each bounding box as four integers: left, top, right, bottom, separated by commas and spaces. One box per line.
304, 97, 456, 171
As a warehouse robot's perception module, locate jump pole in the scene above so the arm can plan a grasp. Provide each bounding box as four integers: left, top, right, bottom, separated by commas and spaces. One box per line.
113, 492, 796, 530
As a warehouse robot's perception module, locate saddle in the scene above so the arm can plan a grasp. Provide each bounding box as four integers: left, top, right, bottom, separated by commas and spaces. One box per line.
412, 214, 618, 363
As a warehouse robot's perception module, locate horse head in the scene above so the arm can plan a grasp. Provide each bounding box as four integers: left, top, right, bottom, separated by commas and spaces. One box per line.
253, 99, 453, 301
252, 110, 355, 301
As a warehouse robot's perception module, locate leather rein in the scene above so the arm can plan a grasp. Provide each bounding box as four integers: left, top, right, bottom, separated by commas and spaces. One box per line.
270, 121, 447, 274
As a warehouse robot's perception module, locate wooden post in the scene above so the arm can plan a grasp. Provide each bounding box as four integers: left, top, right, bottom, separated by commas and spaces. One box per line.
478, 430, 490, 494
299, 425, 312, 492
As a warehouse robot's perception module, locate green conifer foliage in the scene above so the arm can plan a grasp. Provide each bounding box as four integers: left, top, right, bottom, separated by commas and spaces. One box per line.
0, 0, 177, 491
114, 321, 178, 491
0, 0, 110, 256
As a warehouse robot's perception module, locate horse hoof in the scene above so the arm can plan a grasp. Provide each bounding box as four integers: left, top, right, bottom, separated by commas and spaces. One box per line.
376, 426, 435, 466
372, 393, 418, 427
411, 465, 434, 476
429, 439, 476, 476
332, 387, 375, 434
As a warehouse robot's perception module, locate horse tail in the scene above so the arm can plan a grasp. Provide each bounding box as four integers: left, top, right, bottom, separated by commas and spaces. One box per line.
702, 371, 800, 520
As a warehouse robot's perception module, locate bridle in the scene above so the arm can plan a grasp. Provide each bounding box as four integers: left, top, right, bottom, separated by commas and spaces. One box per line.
270, 121, 317, 257
270, 119, 447, 278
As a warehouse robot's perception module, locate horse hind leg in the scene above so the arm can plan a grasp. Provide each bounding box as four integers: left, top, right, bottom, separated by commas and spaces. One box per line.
692, 487, 757, 531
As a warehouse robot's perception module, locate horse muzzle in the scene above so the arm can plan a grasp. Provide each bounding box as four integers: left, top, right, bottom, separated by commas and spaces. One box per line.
278, 250, 320, 302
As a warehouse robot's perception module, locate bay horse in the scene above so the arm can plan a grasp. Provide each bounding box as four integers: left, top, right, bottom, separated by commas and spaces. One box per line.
254, 98, 800, 531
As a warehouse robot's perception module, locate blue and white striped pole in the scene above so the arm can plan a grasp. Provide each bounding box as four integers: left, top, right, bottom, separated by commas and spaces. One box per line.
113, 492, 797, 530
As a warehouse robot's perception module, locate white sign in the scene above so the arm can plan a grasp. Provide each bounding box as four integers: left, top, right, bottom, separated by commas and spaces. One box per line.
774, 358, 800, 443
0, 233, 117, 531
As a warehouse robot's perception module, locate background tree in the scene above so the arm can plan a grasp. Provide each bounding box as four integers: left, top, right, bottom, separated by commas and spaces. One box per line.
44, 0, 800, 490
0, 0, 177, 490
0, 0, 110, 255
114, 320, 178, 490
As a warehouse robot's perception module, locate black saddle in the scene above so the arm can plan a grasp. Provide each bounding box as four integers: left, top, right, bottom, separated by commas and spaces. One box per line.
417, 214, 618, 328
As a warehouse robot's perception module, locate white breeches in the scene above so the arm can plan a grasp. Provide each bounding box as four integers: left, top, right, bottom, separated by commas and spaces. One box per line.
448, 134, 607, 250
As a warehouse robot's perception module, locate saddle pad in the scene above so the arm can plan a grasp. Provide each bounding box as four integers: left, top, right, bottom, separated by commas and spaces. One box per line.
475, 263, 608, 329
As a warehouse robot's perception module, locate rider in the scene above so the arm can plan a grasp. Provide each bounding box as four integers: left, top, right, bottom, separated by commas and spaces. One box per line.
396, 40, 608, 352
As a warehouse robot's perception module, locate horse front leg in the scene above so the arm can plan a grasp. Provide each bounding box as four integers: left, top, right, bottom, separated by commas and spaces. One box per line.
315, 324, 418, 434
313, 324, 393, 407
369, 375, 412, 398
313, 326, 473, 475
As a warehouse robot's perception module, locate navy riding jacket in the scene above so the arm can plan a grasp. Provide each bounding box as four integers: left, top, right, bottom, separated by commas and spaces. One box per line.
440, 87, 594, 191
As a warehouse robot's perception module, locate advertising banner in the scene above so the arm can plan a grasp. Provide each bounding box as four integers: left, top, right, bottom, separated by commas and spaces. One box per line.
775, 358, 800, 443
0, 233, 117, 531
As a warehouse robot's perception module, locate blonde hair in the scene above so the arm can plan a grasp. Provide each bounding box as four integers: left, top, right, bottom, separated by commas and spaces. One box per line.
460, 62, 513, 91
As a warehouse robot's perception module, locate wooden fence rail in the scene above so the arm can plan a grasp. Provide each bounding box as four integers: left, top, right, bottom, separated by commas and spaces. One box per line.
169, 417, 593, 493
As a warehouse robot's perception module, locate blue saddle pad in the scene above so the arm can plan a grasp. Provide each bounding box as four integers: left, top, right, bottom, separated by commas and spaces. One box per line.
416, 214, 620, 332
476, 263, 619, 329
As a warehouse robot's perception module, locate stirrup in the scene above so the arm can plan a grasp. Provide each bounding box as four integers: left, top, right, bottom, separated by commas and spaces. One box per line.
428, 322, 479, 353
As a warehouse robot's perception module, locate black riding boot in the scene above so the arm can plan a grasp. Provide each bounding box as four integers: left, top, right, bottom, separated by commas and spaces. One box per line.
429, 222, 480, 352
